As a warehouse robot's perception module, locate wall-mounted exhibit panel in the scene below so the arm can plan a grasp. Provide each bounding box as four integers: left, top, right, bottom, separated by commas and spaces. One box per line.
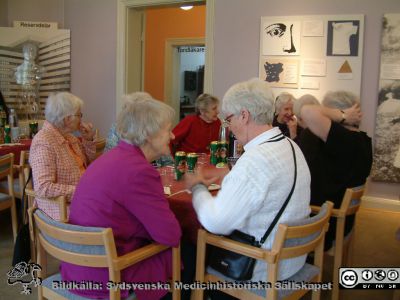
259, 14, 364, 100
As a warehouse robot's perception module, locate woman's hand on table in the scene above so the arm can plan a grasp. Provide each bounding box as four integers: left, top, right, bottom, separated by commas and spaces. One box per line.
183, 168, 219, 191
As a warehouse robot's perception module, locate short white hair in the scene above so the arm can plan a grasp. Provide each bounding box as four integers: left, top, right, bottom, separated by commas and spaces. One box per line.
293, 94, 320, 118
45, 92, 83, 128
222, 78, 275, 125
322, 91, 359, 110
116, 92, 175, 146
275, 92, 296, 114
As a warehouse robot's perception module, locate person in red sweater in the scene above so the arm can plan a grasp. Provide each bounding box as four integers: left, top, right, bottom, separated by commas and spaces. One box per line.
171, 93, 221, 154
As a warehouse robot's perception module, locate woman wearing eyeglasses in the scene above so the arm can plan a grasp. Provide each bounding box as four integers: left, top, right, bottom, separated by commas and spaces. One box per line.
29, 92, 96, 220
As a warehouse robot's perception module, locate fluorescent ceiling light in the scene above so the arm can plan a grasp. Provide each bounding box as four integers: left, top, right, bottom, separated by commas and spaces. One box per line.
180, 6, 193, 11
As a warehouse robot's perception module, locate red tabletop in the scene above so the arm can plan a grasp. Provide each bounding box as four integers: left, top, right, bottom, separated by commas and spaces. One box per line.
159, 163, 229, 244
0, 139, 32, 163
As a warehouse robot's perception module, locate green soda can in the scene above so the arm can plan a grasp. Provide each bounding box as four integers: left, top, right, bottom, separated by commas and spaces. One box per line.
210, 141, 219, 165
218, 141, 228, 163
174, 151, 186, 180
187, 153, 198, 172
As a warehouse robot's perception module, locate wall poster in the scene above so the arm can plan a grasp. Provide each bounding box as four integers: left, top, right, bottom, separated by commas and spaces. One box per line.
259, 15, 364, 101
371, 14, 400, 183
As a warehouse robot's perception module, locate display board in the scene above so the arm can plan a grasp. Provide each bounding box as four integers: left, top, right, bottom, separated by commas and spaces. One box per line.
259, 14, 364, 100
370, 14, 400, 183
0, 22, 70, 119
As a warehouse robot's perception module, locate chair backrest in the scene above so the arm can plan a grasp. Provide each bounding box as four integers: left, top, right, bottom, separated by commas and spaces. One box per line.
25, 188, 68, 223
18, 150, 32, 193
338, 185, 365, 217
30, 207, 180, 300
0, 153, 14, 183
279, 201, 333, 257
95, 138, 106, 159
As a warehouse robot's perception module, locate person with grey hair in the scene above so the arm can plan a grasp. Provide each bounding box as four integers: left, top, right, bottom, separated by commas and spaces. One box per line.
29, 92, 96, 220
184, 78, 311, 288
62, 92, 185, 300
273, 92, 301, 140
171, 93, 221, 154
103, 92, 173, 166
297, 90, 372, 249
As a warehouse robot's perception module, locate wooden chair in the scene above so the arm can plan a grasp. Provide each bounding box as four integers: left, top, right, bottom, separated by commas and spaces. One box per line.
0, 153, 18, 242
30, 207, 181, 300
15, 150, 32, 199
0, 150, 30, 199
195, 201, 333, 300
310, 186, 365, 300
26, 188, 68, 263
95, 138, 106, 159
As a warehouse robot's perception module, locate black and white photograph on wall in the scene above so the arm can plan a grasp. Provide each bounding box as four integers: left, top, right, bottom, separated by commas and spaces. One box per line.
261, 19, 301, 56
326, 20, 359, 56
371, 14, 400, 183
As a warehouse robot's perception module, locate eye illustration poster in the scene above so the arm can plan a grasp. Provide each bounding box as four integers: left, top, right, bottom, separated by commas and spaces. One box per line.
259, 15, 364, 101
261, 20, 301, 56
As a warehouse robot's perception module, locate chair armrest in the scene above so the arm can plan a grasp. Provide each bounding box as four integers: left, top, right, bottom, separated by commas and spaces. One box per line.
201, 230, 278, 264
310, 205, 321, 214
311, 205, 345, 219
25, 188, 36, 198
113, 243, 171, 271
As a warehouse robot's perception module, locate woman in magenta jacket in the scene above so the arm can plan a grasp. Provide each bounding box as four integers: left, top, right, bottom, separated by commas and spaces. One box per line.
61, 93, 181, 300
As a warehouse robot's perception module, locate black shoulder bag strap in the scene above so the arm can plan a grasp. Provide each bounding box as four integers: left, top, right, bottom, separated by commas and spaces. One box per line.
257, 137, 297, 246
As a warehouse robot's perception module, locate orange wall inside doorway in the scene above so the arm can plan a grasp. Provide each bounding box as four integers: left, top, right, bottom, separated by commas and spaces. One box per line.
144, 5, 205, 101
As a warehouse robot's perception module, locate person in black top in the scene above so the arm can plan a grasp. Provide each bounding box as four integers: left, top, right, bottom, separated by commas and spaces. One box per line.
296, 90, 372, 250
273, 92, 302, 141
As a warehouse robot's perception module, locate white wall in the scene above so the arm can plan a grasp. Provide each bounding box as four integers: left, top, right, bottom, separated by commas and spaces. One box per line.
212, 0, 400, 202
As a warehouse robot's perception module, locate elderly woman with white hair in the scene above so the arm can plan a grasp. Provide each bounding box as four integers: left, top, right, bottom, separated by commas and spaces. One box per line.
273, 92, 301, 140
61, 93, 183, 300
29, 92, 96, 220
171, 93, 221, 154
184, 78, 311, 287
297, 90, 372, 250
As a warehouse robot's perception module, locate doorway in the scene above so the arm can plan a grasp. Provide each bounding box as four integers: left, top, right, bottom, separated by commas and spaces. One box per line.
116, 0, 214, 116
165, 38, 205, 125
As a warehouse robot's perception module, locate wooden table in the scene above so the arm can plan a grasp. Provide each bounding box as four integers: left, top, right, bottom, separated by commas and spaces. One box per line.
0, 139, 31, 162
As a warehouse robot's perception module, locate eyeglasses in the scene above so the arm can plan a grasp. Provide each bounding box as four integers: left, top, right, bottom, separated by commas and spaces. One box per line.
73, 112, 83, 118
223, 114, 234, 125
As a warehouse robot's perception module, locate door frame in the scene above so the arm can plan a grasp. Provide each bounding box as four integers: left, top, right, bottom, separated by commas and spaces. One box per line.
116, 0, 214, 114
165, 38, 205, 125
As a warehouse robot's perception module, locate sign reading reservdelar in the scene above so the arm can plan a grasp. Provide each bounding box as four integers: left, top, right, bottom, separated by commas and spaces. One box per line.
339, 268, 399, 289
13, 21, 58, 29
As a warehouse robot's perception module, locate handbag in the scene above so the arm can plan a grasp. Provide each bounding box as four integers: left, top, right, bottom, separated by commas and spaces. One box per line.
12, 171, 32, 266
208, 138, 297, 281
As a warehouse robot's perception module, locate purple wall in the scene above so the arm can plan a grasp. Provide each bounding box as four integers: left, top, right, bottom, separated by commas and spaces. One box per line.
64, 0, 117, 138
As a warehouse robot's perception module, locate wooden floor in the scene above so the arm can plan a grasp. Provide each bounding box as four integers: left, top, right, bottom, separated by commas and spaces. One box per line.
1, 206, 399, 300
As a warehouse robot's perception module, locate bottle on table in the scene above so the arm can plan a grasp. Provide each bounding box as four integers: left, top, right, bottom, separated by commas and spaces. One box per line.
8, 108, 19, 142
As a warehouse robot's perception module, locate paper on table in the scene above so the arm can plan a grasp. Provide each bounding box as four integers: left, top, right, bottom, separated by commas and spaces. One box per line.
164, 186, 171, 195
